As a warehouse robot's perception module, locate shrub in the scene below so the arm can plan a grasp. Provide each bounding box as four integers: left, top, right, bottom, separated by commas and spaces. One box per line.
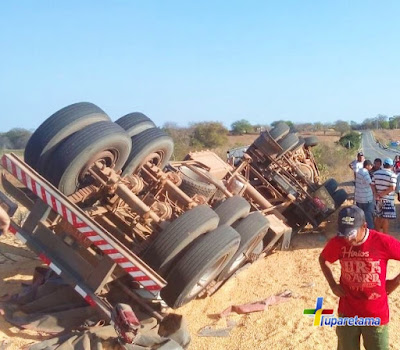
338, 132, 361, 149
190, 122, 228, 149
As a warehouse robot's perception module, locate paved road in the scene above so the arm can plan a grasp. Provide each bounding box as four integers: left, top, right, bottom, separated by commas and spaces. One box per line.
361, 130, 399, 162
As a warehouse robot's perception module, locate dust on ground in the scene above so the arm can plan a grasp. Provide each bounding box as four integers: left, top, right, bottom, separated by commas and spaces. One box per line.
2, 196, 400, 350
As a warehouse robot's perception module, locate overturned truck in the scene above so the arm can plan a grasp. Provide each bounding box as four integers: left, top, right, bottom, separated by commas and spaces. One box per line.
0, 103, 345, 348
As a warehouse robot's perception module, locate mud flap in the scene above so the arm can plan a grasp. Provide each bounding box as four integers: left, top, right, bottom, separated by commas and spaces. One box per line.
1, 267, 190, 350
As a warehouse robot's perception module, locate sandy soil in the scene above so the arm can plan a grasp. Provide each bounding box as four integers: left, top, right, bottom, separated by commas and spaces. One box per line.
2, 197, 400, 350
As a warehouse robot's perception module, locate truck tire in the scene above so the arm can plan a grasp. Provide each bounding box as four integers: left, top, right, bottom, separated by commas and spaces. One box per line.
114, 112, 156, 137
332, 189, 348, 208
277, 133, 299, 157
122, 128, 174, 176
142, 205, 220, 274
292, 137, 305, 152
161, 225, 240, 308
24, 102, 110, 172
45, 121, 131, 195
179, 166, 217, 200
217, 212, 270, 281
214, 196, 251, 226
304, 136, 319, 147
323, 178, 338, 195
269, 122, 290, 141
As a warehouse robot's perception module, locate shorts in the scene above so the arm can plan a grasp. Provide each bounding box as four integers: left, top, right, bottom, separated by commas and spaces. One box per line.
375, 199, 396, 219
336, 323, 388, 350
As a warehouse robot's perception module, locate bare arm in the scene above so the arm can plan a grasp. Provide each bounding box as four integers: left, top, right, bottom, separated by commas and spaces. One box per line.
319, 254, 345, 297
386, 274, 400, 295
376, 185, 396, 199
0, 206, 10, 235
370, 183, 377, 198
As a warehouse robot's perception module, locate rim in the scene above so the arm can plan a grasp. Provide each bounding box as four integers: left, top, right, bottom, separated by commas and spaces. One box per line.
225, 234, 264, 274
79, 150, 117, 186
185, 253, 231, 300
139, 150, 165, 170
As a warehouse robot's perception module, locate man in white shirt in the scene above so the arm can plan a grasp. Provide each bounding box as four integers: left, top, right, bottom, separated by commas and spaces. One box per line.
355, 160, 374, 228
349, 152, 365, 181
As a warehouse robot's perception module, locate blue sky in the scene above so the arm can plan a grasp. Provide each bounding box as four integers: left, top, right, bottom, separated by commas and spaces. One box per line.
1, 1, 400, 131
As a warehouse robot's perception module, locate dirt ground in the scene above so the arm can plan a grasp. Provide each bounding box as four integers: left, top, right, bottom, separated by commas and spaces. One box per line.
374, 129, 400, 143
2, 195, 400, 349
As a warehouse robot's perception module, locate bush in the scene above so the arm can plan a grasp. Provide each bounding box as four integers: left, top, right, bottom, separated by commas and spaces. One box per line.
190, 122, 228, 149
338, 132, 361, 150
313, 143, 354, 182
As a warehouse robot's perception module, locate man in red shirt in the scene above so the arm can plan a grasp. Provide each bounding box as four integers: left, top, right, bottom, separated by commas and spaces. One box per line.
319, 205, 400, 350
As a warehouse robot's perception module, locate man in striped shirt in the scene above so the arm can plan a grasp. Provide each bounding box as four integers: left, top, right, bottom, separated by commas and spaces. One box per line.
371, 158, 397, 233
355, 160, 374, 229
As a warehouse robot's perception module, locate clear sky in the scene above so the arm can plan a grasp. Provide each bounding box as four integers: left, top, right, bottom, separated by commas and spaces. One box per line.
1, 1, 400, 131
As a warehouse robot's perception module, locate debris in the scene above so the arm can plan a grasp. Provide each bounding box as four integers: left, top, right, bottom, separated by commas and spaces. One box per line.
197, 320, 237, 338
218, 290, 292, 318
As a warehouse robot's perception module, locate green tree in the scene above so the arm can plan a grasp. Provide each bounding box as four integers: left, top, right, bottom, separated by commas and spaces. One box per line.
333, 120, 350, 136
190, 122, 228, 148
4, 128, 32, 149
338, 131, 361, 149
231, 119, 253, 135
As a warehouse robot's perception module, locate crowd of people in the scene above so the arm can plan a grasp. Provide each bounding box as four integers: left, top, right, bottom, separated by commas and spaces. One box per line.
350, 152, 400, 234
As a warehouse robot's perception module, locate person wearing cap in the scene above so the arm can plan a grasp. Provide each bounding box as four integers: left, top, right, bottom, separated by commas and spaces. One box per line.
319, 205, 400, 350
349, 152, 365, 181
354, 160, 374, 229
371, 158, 397, 233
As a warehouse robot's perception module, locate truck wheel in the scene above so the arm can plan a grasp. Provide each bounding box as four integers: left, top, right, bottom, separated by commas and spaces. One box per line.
277, 133, 299, 157
142, 205, 219, 274
323, 178, 338, 195
161, 225, 240, 308
214, 196, 251, 226
122, 128, 174, 176
304, 136, 319, 147
332, 189, 348, 208
269, 122, 290, 141
179, 166, 217, 200
217, 212, 270, 281
24, 102, 110, 172
45, 121, 131, 195
114, 112, 156, 137
292, 137, 305, 152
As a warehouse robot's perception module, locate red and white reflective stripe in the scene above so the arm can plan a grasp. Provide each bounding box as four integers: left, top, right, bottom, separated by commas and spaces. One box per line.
2, 154, 162, 293
74, 285, 96, 306
8, 225, 27, 244
9, 225, 96, 306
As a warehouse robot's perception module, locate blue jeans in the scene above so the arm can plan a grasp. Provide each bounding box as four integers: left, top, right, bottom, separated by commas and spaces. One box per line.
356, 201, 375, 229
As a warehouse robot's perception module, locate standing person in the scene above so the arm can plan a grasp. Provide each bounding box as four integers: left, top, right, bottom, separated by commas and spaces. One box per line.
319, 205, 400, 350
369, 158, 382, 178
393, 155, 400, 175
349, 152, 365, 181
0, 206, 10, 235
354, 160, 374, 228
371, 158, 397, 233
